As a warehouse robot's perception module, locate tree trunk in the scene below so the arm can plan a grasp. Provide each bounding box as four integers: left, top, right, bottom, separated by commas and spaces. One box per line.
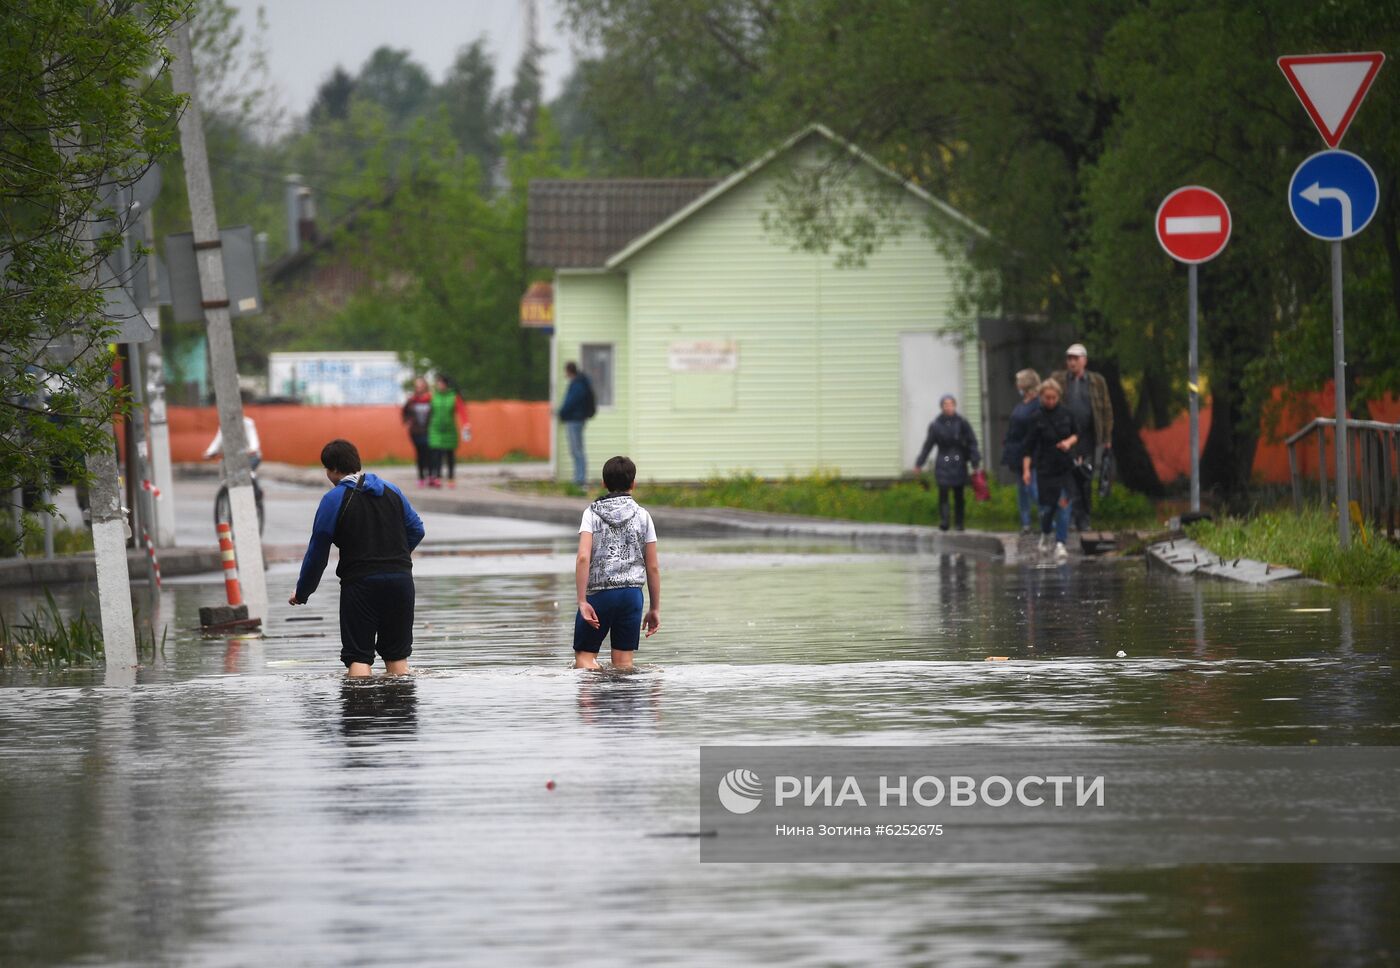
1199, 346, 1259, 498
1098, 359, 1164, 496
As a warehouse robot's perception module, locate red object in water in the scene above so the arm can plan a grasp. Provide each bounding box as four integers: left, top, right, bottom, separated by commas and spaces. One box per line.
545, 780, 555, 791
970, 469, 990, 502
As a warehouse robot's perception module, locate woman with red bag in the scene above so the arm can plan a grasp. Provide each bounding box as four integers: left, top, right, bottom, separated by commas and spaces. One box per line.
914, 394, 982, 532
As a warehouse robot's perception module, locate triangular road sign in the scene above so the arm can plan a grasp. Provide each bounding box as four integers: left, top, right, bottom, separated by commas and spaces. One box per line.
1278, 52, 1385, 148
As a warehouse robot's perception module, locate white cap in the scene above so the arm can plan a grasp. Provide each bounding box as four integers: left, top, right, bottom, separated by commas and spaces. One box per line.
1066, 343, 1087, 357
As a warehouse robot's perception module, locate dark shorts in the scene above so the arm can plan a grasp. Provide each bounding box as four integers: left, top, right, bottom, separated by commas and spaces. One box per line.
573, 586, 644, 653
340, 572, 415, 668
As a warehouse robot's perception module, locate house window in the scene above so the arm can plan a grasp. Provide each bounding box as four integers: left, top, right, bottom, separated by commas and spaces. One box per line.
580, 343, 614, 408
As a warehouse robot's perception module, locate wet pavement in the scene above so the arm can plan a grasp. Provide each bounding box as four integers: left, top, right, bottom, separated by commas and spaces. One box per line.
3, 493, 1400, 965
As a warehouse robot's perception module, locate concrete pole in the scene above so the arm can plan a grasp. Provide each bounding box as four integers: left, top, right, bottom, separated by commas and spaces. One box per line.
169, 23, 268, 619
1331, 241, 1350, 549
1188, 263, 1200, 514
86, 417, 138, 665
53, 129, 137, 664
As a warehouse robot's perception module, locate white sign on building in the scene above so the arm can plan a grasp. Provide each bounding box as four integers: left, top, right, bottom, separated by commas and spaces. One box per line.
668, 340, 738, 372
268, 351, 411, 405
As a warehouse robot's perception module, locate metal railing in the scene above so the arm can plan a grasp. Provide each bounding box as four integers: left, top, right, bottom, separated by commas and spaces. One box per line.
1286, 417, 1400, 540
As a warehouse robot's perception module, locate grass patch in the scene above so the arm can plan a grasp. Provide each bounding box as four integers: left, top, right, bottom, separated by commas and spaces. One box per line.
0, 512, 93, 557
0, 591, 166, 669
1187, 509, 1400, 589
513, 472, 1161, 531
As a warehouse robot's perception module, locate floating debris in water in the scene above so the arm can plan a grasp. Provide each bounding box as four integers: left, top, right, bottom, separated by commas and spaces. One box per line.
1116, 651, 1127, 658
985, 656, 1009, 662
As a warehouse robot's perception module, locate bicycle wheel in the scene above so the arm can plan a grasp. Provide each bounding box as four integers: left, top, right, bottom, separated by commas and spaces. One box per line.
213, 485, 232, 534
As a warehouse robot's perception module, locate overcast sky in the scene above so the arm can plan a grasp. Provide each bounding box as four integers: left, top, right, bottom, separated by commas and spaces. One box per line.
231, 0, 578, 118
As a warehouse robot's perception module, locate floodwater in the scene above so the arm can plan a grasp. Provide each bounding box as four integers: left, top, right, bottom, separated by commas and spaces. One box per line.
2, 537, 1399, 967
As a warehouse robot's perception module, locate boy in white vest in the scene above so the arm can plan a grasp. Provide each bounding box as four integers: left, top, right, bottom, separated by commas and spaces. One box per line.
573, 455, 661, 670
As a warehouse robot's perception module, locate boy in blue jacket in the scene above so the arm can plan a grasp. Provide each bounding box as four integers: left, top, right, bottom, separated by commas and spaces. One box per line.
290, 439, 425, 676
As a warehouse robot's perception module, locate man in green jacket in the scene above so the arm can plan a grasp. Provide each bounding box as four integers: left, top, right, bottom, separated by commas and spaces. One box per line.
1051, 343, 1112, 531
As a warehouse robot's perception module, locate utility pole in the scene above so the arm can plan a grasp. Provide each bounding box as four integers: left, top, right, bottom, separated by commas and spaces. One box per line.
169, 22, 268, 619
53, 136, 138, 664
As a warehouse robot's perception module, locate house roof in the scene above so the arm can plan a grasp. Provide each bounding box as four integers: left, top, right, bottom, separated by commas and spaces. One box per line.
604, 124, 987, 269
526, 179, 719, 269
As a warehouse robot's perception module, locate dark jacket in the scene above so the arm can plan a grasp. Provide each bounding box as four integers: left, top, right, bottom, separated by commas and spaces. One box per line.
295, 472, 425, 602
1049, 368, 1112, 446
402, 392, 432, 437
558, 374, 593, 422
916, 413, 981, 487
1001, 397, 1041, 471
1026, 404, 1079, 480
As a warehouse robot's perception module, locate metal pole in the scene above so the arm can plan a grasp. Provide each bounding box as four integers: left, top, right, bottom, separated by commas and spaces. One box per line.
1188, 263, 1200, 514
42, 491, 54, 558
1332, 241, 1350, 549
169, 23, 268, 619
141, 211, 177, 547
116, 184, 157, 593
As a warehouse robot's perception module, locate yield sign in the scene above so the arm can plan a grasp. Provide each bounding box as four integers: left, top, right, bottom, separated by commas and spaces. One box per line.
1156, 186, 1231, 264
1278, 52, 1385, 148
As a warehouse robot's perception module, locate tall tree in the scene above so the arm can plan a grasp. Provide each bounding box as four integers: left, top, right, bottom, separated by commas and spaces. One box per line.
354, 47, 433, 122
310, 67, 356, 125
436, 40, 502, 173
1, 0, 184, 534
1086, 0, 1400, 494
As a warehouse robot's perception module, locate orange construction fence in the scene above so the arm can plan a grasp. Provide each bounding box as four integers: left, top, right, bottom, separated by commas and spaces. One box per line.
1140, 387, 1400, 485
169, 401, 552, 465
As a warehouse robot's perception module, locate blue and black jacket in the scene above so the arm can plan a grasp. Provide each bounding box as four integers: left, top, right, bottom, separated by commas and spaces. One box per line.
294, 472, 425, 602
558, 374, 593, 422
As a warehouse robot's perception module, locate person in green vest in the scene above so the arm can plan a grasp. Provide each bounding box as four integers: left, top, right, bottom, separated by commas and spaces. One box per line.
427, 374, 470, 489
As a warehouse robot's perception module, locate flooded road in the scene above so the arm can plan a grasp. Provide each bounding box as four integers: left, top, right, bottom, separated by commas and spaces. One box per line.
2, 541, 1398, 966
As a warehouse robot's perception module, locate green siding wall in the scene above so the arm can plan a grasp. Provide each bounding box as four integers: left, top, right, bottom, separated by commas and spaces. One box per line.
552, 143, 978, 483
552, 272, 629, 484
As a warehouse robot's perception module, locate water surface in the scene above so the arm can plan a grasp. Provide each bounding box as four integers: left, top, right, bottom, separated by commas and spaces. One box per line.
2, 540, 1398, 966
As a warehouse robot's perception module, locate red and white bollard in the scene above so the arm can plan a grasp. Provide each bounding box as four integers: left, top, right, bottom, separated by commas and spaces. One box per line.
217, 521, 243, 606
142, 528, 162, 590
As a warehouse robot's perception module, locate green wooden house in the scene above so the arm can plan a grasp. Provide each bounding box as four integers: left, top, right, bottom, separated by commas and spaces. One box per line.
527, 125, 987, 483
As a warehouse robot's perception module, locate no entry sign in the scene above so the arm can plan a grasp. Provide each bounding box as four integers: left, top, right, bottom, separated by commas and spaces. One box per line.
1156, 186, 1231, 264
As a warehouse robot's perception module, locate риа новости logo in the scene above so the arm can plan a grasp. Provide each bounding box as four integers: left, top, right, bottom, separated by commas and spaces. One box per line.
717, 768, 763, 814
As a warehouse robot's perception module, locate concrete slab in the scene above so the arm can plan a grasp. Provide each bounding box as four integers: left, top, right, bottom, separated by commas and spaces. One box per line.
1146, 538, 1306, 584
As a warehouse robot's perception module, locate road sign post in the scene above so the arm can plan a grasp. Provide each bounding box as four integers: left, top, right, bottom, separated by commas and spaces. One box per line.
1155, 186, 1231, 513
1287, 150, 1380, 551
1280, 52, 1385, 550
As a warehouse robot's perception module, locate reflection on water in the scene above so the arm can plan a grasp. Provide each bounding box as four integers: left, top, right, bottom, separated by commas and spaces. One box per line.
1, 541, 1399, 965
340, 677, 418, 741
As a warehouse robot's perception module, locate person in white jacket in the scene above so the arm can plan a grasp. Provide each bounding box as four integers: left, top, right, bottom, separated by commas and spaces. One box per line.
204, 415, 262, 468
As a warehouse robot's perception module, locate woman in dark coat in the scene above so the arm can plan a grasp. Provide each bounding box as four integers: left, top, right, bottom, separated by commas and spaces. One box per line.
1022, 379, 1079, 560
914, 394, 982, 531
1001, 368, 1041, 534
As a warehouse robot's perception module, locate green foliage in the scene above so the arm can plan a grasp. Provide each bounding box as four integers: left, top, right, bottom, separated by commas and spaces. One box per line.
1188, 510, 1400, 590
1, 0, 185, 516
0, 590, 105, 669
0, 512, 94, 557
521, 472, 1160, 531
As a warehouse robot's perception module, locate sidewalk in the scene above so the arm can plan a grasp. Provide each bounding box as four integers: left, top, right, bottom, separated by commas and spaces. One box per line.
259, 462, 1016, 559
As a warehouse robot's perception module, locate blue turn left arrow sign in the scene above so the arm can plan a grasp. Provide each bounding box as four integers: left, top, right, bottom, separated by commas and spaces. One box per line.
1288, 149, 1379, 241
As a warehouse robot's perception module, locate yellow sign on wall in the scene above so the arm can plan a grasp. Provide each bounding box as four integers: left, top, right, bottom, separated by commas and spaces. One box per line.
520, 281, 554, 327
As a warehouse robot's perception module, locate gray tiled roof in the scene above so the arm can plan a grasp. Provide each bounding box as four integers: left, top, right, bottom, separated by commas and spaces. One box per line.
527, 179, 719, 268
